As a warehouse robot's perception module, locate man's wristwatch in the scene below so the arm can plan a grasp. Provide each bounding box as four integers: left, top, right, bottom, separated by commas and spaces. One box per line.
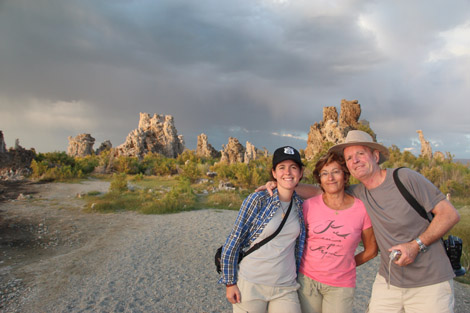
415, 237, 428, 253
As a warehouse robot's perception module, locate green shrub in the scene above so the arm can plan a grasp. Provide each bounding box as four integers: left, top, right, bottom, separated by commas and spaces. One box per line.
132, 173, 145, 181
141, 153, 178, 176
87, 193, 138, 213
75, 155, 99, 174
140, 178, 197, 214
30, 159, 49, 179
30, 151, 81, 181
34, 151, 76, 167
206, 190, 248, 210
210, 162, 236, 180
180, 161, 202, 182
210, 158, 271, 189
176, 150, 200, 164
109, 173, 128, 193
87, 191, 101, 196
112, 156, 140, 174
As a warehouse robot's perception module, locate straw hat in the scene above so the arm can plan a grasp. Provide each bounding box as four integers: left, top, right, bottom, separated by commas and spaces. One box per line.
328, 130, 389, 164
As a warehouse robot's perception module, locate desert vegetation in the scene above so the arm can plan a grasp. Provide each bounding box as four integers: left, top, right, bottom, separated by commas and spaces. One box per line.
28, 147, 470, 283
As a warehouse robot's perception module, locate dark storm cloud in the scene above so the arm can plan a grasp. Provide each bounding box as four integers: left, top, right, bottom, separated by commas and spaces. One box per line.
1, 0, 469, 157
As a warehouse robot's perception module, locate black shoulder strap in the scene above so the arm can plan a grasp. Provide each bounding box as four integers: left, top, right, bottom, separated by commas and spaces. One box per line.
393, 167, 431, 222
243, 198, 293, 258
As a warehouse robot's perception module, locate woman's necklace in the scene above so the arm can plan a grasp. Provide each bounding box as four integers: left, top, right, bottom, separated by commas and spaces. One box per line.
280, 201, 289, 218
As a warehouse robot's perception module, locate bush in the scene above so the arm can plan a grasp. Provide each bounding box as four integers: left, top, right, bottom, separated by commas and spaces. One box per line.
176, 150, 200, 164
34, 151, 76, 167
30, 159, 49, 179
210, 158, 271, 189
75, 155, 99, 174
109, 173, 128, 193
206, 191, 247, 210
180, 160, 202, 182
30, 152, 82, 181
140, 178, 197, 214
141, 153, 177, 176
112, 156, 140, 174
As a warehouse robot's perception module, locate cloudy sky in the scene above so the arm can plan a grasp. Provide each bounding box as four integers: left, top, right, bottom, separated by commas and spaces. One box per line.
1, 0, 470, 159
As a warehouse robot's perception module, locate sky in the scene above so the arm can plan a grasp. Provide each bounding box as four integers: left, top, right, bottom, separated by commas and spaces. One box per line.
1, 0, 470, 159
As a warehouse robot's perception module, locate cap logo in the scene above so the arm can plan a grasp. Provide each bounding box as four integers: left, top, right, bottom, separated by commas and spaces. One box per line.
284, 147, 295, 155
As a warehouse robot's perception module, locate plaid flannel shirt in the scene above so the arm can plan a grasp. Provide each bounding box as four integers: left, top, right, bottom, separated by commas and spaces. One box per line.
218, 189, 305, 285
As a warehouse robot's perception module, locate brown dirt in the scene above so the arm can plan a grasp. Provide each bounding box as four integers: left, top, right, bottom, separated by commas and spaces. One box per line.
0, 179, 122, 311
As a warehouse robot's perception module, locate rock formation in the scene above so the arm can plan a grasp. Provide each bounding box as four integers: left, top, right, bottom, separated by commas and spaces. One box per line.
304, 99, 373, 161
220, 137, 245, 164
96, 140, 112, 155
196, 133, 220, 158
0, 133, 35, 180
67, 134, 95, 157
417, 130, 432, 159
244, 141, 262, 164
339, 99, 361, 129
115, 113, 185, 159
0, 131, 6, 154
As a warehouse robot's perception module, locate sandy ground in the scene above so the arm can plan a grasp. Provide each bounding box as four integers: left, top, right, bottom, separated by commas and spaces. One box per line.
0, 179, 469, 313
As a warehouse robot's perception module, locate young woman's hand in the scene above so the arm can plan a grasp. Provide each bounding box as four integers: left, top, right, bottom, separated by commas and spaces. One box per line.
226, 284, 241, 304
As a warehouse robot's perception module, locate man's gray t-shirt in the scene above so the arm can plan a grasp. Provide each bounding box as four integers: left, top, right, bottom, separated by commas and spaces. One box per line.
349, 168, 454, 288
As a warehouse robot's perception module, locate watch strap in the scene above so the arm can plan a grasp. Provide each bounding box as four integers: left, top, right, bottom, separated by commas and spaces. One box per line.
415, 237, 427, 252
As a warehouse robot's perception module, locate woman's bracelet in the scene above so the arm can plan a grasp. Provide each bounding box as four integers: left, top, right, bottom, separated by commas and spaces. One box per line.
226, 283, 236, 287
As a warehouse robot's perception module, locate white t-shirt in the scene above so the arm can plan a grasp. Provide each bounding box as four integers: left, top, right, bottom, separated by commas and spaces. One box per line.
238, 201, 300, 287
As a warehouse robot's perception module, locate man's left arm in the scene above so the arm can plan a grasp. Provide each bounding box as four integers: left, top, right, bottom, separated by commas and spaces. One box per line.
391, 199, 460, 266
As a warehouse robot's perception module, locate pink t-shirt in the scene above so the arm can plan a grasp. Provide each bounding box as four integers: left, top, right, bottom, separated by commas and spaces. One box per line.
299, 194, 372, 287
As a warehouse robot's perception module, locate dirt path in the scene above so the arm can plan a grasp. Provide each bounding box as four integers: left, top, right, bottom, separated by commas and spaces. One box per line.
0, 180, 469, 312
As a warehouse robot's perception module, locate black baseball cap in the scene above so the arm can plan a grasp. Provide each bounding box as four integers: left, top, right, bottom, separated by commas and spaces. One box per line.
272, 146, 303, 169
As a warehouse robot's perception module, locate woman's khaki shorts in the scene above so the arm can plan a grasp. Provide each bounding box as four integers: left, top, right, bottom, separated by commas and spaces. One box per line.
233, 277, 301, 313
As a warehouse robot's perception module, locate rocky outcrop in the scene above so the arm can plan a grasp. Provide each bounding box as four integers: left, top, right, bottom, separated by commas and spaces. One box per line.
0, 131, 6, 154
0, 134, 35, 180
67, 134, 95, 157
304, 99, 372, 160
96, 140, 112, 155
115, 113, 185, 159
417, 130, 432, 159
339, 99, 361, 129
196, 133, 220, 158
220, 137, 245, 164
244, 141, 262, 164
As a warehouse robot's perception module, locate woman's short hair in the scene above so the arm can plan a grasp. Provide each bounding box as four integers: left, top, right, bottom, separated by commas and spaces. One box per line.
313, 151, 350, 188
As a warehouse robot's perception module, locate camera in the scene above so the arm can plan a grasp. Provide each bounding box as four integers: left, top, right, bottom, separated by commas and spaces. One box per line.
444, 235, 466, 277
389, 249, 401, 260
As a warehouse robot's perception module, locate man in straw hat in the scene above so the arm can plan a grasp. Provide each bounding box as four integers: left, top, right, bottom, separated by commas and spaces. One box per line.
261, 130, 460, 313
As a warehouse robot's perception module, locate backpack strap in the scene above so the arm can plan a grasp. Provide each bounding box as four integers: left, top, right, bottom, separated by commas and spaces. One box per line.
393, 167, 431, 222
243, 197, 293, 258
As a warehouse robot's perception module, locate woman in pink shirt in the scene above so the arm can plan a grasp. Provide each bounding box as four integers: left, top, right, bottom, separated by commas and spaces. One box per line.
298, 151, 378, 313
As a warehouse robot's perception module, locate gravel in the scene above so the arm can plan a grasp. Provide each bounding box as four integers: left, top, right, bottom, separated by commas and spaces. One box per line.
1, 181, 469, 313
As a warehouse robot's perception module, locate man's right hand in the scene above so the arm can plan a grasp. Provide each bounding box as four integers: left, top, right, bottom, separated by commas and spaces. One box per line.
255, 181, 277, 196
226, 284, 241, 304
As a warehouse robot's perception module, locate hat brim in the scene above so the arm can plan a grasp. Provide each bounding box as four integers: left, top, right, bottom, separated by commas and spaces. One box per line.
328, 142, 389, 164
